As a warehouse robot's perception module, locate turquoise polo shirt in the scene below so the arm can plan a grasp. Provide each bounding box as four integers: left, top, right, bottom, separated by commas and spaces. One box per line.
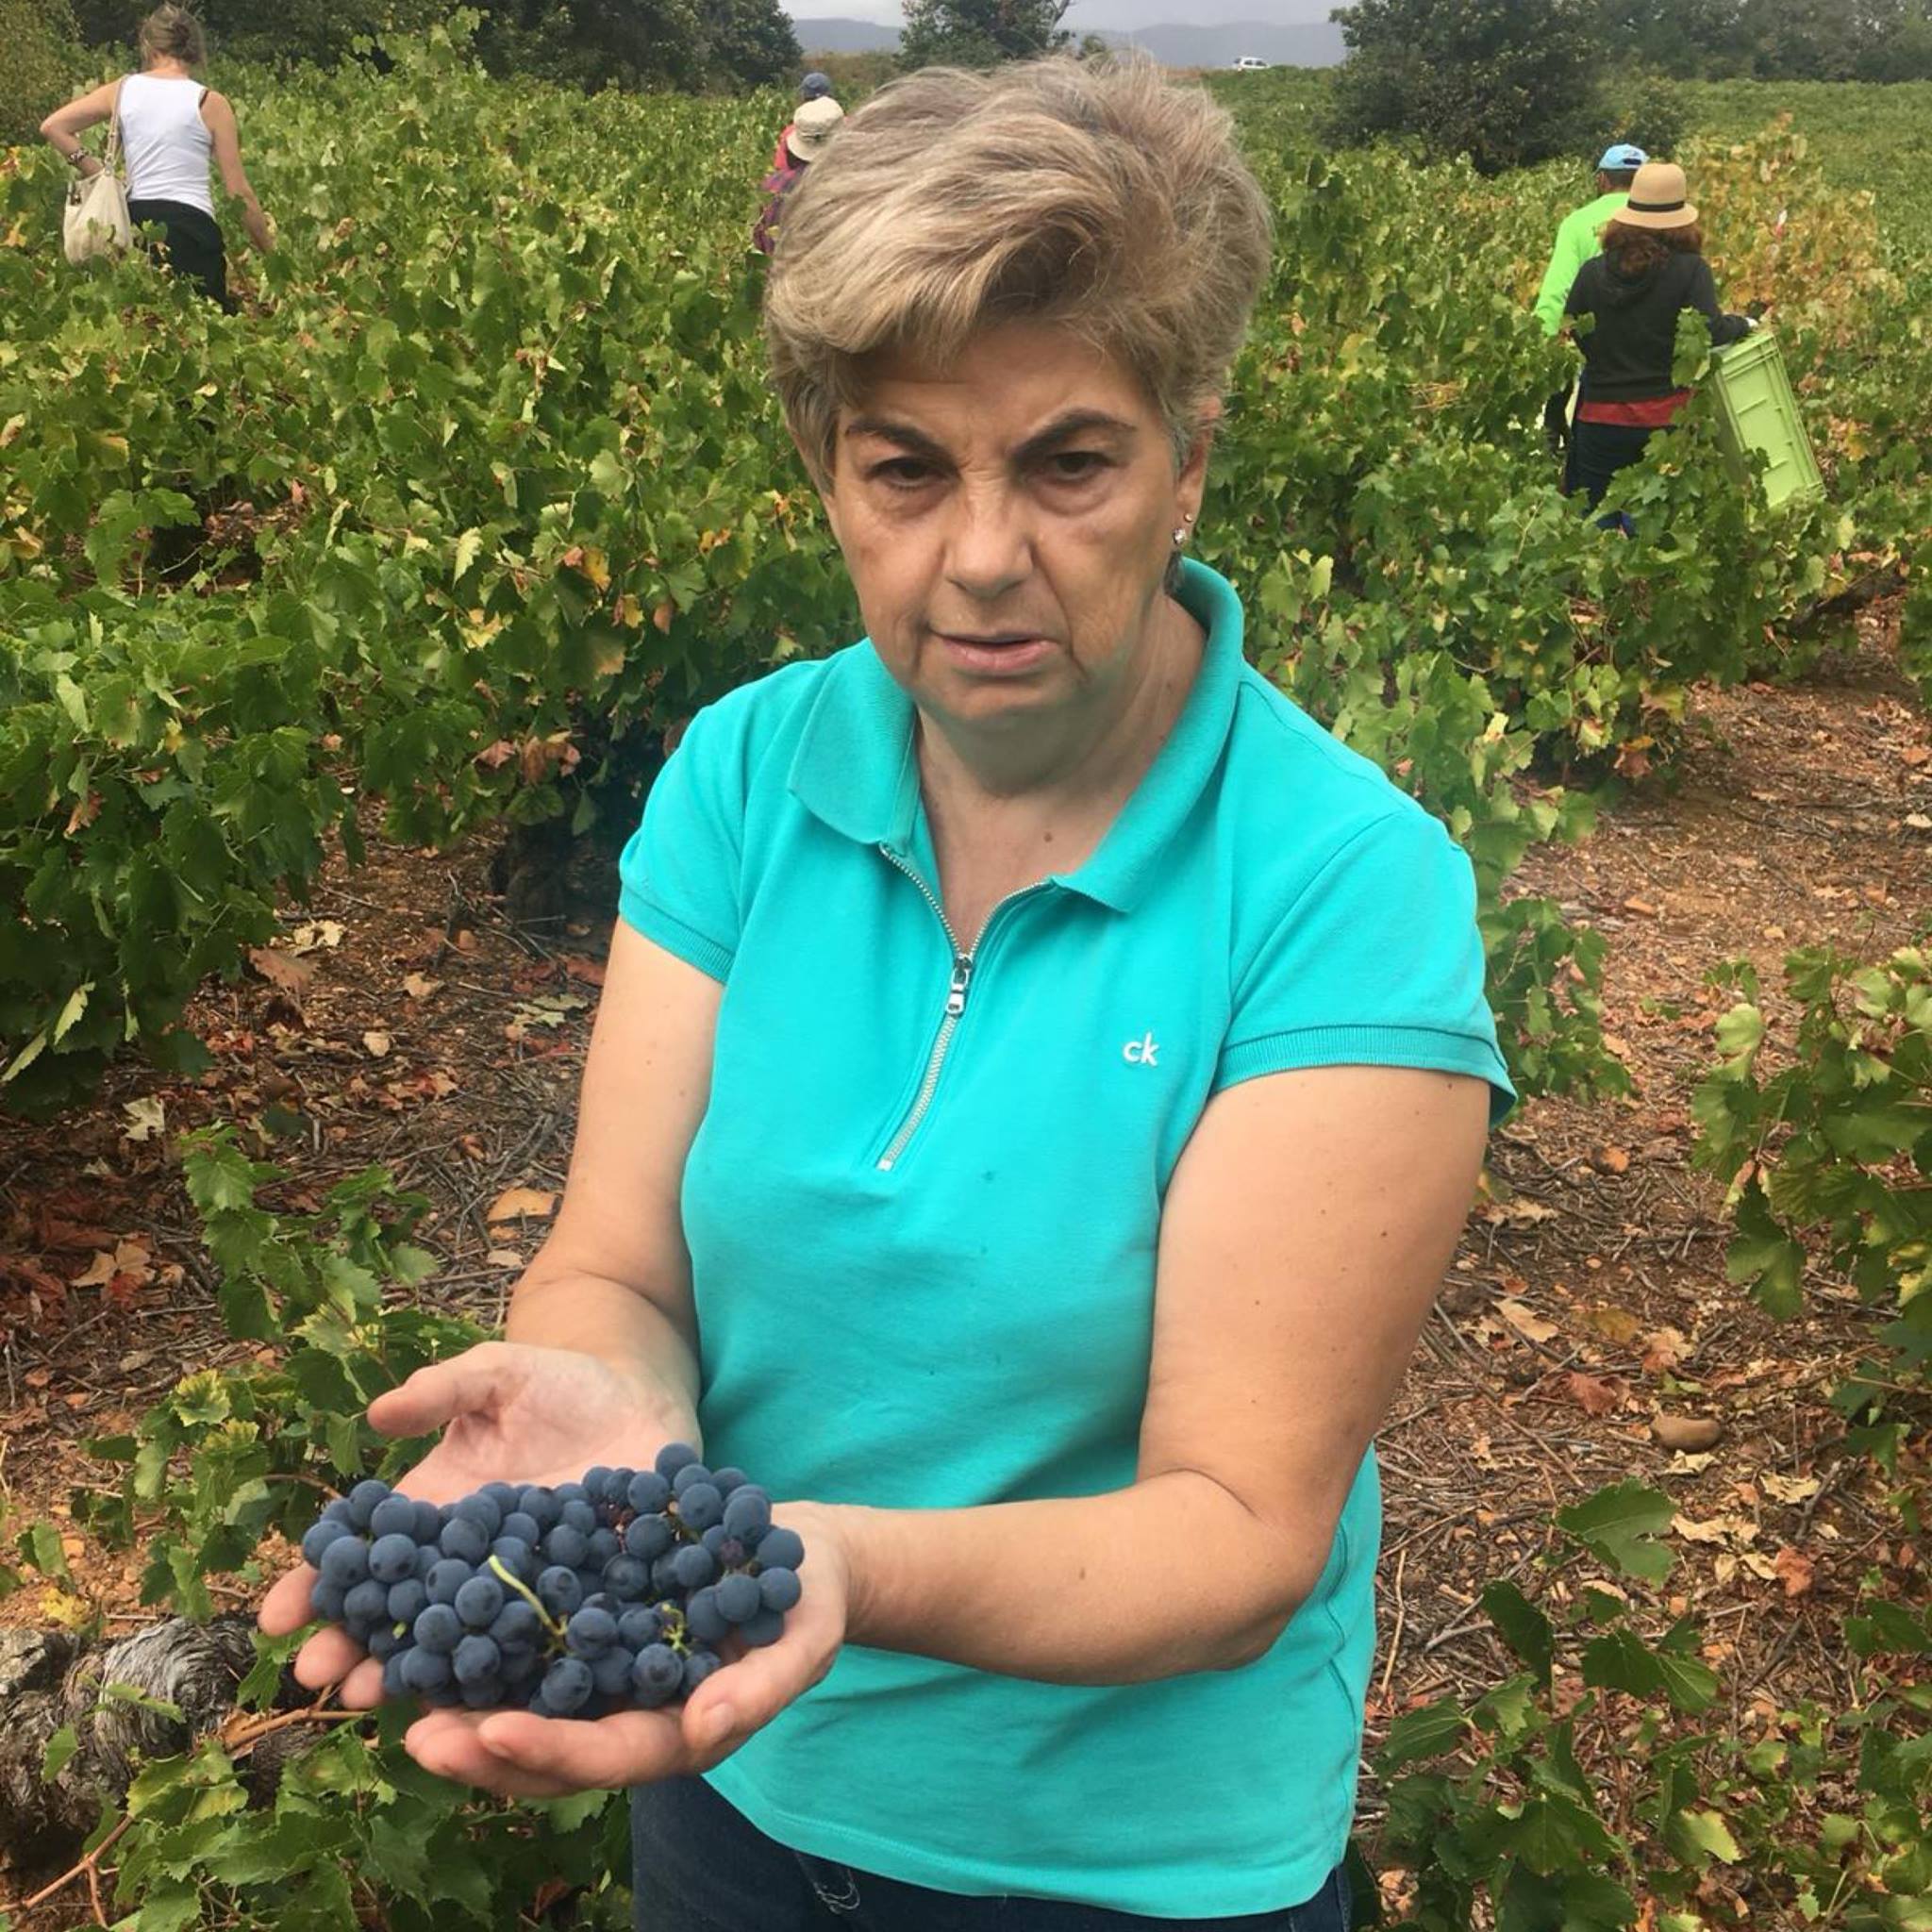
619, 560, 1513, 1915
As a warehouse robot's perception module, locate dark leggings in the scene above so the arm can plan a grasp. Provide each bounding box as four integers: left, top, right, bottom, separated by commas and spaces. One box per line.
629, 1775, 1354, 1932
127, 197, 229, 309
1563, 417, 1652, 511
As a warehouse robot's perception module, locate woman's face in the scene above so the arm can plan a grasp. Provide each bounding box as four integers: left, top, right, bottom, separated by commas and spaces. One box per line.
819, 322, 1210, 749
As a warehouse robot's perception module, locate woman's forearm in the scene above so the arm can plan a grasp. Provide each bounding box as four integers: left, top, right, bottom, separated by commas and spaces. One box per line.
829, 1470, 1326, 1685
504, 1268, 702, 1437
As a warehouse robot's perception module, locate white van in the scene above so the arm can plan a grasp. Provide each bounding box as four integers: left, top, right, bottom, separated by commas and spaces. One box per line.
1231, 55, 1271, 71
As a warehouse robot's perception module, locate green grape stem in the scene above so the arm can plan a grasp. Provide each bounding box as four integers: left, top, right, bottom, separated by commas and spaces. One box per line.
489, 1553, 567, 1641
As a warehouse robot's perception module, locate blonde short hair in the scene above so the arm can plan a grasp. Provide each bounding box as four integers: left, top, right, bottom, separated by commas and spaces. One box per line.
764, 57, 1273, 481
140, 4, 207, 65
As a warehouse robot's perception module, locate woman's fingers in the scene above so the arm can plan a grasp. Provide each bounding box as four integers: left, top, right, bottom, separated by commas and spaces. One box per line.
365, 1341, 515, 1438
258, 1561, 319, 1637
677, 1634, 823, 1766
406, 1707, 691, 1796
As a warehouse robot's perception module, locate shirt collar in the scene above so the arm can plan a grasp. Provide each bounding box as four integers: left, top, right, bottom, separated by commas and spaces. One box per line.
786, 558, 1245, 913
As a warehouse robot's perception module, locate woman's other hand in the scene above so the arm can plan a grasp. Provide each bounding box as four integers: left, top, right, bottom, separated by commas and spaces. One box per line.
258, 1338, 696, 1707
400, 1502, 851, 1798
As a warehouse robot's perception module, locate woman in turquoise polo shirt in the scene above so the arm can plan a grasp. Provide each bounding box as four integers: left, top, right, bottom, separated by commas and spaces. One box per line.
263, 55, 1513, 1930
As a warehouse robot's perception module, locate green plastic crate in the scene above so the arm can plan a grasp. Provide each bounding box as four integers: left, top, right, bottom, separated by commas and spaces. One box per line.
1709, 329, 1824, 509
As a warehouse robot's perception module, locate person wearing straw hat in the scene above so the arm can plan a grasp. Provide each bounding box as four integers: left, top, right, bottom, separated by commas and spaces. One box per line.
1561, 158, 1754, 517
773, 72, 839, 172
1532, 142, 1645, 455
753, 95, 843, 257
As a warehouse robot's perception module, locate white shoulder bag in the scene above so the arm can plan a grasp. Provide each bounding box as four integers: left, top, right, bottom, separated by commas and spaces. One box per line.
63, 82, 132, 265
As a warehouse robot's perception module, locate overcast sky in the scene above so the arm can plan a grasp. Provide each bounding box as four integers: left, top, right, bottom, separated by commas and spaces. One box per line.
784, 0, 1336, 29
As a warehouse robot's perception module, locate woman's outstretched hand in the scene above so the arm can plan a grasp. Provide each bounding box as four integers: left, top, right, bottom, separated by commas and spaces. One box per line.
257, 1338, 851, 1796
258, 1340, 693, 1707
401, 1503, 849, 1800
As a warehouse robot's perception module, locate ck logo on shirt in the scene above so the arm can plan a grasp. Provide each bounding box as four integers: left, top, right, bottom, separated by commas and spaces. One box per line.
1123, 1033, 1160, 1066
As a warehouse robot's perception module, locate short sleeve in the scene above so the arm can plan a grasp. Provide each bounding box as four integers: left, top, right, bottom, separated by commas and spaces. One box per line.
617, 706, 744, 982
1216, 805, 1516, 1124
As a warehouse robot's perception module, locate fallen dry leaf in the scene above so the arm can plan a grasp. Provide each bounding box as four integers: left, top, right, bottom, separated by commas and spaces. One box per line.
1591, 1145, 1632, 1175
402, 974, 443, 1000
121, 1095, 166, 1142
1774, 1547, 1816, 1598
1581, 1302, 1645, 1345
1564, 1372, 1630, 1417
485, 1247, 525, 1270
1760, 1472, 1823, 1505
1642, 1326, 1693, 1374
362, 1030, 392, 1058
487, 1185, 558, 1224
246, 946, 317, 998
1497, 1297, 1560, 1345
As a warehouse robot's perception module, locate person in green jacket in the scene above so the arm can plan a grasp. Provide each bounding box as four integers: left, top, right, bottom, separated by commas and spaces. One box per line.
1535, 142, 1646, 453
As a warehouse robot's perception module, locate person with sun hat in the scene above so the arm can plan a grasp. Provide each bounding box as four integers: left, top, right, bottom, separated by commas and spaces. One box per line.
1561, 158, 1755, 514
753, 94, 844, 257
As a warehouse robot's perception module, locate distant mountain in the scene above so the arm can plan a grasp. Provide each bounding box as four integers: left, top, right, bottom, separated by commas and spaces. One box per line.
1105, 19, 1346, 65
792, 15, 902, 51
790, 11, 1348, 64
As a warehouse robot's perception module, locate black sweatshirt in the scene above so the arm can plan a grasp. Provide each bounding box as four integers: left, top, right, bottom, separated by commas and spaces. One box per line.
1564, 251, 1751, 402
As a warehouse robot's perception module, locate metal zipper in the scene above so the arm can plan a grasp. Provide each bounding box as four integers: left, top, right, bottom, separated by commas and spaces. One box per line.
874, 845, 1040, 1173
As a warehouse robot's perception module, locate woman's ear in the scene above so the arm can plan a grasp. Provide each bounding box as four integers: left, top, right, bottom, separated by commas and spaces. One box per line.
1176, 401, 1223, 524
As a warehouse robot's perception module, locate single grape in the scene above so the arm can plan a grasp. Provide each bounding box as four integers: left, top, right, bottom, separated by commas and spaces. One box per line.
400, 1645, 452, 1694
685, 1586, 729, 1644
368, 1532, 419, 1584
319, 1535, 371, 1589
671, 1543, 719, 1592
672, 1461, 712, 1499
413, 1544, 441, 1581
310, 1580, 348, 1623
501, 1510, 541, 1546
682, 1648, 723, 1693
580, 1587, 618, 1615
453, 1633, 502, 1686
554, 1481, 590, 1507
491, 1598, 541, 1646
650, 1552, 683, 1597
715, 1573, 762, 1624
757, 1566, 802, 1613
367, 1625, 406, 1661
626, 1471, 672, 1516
301, 1518, 354, 1567
451, 1493, 503, 1538
413, 1603, 463, 1654
410, 1499, 443, 1545
632, 1643, 683, 1705
387, 1578, 429, 1626
607, 1466, 638, 1500
381, 1651, 410, 1698
654, 1441, 701, 1482
543, 1524, 590, 1569
459, 1676, 504, 1709
537, 1566, 584, 1618
454, 1574, 505, 1629
591, 1646, 636, 1698
425, 1557, 472, 1605
344, 1578, 389, 1626
567, 1606, 619, 1657
559, 1498, 599, 1536
677, 1483, 724, 1532
346, 1479, 391, 1529
440, 1517, 491, 1566
587, 1527, 621, 1566
491, 1536, 536, 1578
617, 1607, 663, 1650
625, 1513, 673, 1561
542, 1657, 594, 1715
481, 1480, 521, 1515
710, 1466, 748, 1496
603, 1554, 651, 1600
369, 1493, 417, 1541
756, 1527, 805, 1572
583, 1466, 615, 1504
738, 1608, 785, 1648
518, 1485, 561, 1531
322, 1497, 356, 1528
722, 1488, 772, 1541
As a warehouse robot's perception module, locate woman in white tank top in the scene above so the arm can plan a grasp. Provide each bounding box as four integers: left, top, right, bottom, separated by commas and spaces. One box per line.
40, 4, 274, 308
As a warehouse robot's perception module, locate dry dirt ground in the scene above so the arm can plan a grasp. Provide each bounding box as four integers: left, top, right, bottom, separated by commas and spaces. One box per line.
1, 603, 1927, 1924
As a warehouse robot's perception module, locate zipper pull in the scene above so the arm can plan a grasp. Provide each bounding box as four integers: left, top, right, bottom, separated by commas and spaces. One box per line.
945, 955, 972, 1017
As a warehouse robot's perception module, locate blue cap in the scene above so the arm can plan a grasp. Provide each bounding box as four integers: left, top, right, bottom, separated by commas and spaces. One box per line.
1598, 142, 1648, 171
801, 72, 833, 98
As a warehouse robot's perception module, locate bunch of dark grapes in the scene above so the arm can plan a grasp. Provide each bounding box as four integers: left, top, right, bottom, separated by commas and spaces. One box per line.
299, 1443, 805, 1718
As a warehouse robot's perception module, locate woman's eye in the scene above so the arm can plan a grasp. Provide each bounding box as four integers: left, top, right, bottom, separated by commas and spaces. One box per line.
1044, 451, 1108, 482
873, 458, 936, 489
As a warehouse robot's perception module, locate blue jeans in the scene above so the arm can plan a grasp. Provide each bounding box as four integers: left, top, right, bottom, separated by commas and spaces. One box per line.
630, 1777, 1354, 1930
